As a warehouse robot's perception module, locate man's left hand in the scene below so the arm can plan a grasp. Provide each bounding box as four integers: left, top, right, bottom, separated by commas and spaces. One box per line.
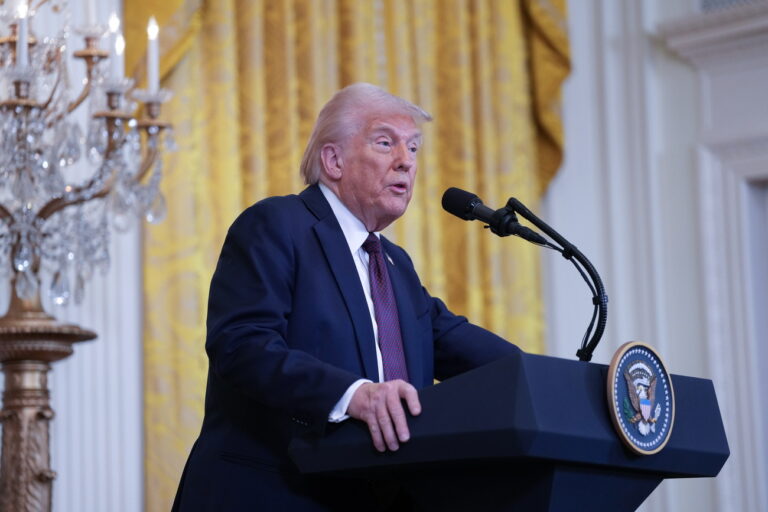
347, 380, 422, 453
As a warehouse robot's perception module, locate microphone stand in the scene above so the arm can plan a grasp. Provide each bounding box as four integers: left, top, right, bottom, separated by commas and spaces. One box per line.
504, 198, 608, 362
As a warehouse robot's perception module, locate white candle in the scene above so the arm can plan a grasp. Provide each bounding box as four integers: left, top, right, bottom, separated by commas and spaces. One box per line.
16, 2, 28, 70
113, 34, 125, 81
108, 13, 120, 34
108, 14, 123, 80
147, 17, 159, 93
85, 0, 97, 26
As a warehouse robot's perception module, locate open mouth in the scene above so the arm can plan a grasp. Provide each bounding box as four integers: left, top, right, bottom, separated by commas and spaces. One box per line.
390, 183, 408, 194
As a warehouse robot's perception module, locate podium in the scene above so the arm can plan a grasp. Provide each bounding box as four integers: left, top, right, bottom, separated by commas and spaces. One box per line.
289, 351, 729, 511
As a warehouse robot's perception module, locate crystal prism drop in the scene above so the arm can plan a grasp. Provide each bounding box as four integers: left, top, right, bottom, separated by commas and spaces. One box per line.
74, 272, 85, 305
12, 172, 35, 203
86, 118, 106, 164
87, 145, 102, 165
15, 270, 38, 301
145, 192, 166, 224
79, 262, 93, 281
44, 162, 66, 195
0, 233, 10, 254
111, 183, 134, 214
13, 243, 32, 272
64, 123, 83, 165
112, 211, 134, 233
50, 270, 70, 306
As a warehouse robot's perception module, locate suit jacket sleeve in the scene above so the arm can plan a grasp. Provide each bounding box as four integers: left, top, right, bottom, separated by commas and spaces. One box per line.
384, 240, 520, 382
205, 201, 360, 428
429, 291, 520, 381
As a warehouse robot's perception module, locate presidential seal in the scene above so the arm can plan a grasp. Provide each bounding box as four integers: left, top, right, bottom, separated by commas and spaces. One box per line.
607, 342, 675, 455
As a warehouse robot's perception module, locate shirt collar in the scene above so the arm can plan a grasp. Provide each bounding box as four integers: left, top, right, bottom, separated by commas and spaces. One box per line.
319, 183, 379, 254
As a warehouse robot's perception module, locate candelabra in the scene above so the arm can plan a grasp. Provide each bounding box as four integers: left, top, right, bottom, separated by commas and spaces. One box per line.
0, 1, 173, 510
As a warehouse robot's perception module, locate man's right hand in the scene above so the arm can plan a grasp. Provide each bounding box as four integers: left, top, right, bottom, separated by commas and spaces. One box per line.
347, 380, 422, 453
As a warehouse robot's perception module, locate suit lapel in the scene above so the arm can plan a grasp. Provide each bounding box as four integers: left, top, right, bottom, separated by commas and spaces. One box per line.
383, 241, 426, 388
303, 186, 379, 381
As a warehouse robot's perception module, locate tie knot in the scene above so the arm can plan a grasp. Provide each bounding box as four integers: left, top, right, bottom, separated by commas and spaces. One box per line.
362, 233, 381, 254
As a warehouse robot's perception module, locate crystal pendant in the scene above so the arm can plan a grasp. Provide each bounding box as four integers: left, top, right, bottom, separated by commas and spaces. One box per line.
13, 243, 32, 271
12, 171, 35, 203
111, 182, 133, 212
50, 270, 70, 306
43, 160, 65, 195
63, 123, 83, 166
110, 185, 135, 232
0, 232, 10, 254
15, 270, 38, 301
74, 272, 85, 305
57, 123, 83, 167
111, 118, 124, 142
112, 211, 134, 233
86, 118, 106, 164
145, 192, 166, 224
79, 262, 93, 281
126, 128, 141, 152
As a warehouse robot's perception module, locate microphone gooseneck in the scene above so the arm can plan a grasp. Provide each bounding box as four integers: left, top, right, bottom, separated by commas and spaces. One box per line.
441, 187, 608, 362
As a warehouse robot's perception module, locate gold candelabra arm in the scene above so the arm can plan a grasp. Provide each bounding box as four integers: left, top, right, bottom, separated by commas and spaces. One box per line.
32, 0, 52, 10
0, 204, 12, 226
67, 38, 108, 115
37, 106, 134, 221
36, 174, 116, 221
40, 65, 61, 112
134, 99, 171, 183
136, 144, 159, 183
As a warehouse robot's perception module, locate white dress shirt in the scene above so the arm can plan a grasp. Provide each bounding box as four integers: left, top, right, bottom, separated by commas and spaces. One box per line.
319, 183, 386, 422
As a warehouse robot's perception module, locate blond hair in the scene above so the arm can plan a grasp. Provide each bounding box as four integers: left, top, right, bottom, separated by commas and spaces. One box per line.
299, 83, 432, 185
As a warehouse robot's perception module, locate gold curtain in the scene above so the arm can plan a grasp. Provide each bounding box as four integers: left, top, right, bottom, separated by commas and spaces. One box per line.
125, 1, 569, 510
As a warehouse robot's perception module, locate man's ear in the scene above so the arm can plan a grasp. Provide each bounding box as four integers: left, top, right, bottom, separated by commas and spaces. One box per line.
320, 143, 343, 181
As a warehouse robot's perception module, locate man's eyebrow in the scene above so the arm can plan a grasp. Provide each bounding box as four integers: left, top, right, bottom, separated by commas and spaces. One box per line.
369, 124, 422, 142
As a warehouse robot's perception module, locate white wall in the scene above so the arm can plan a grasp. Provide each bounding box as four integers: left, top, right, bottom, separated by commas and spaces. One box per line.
543, 0, 768, 510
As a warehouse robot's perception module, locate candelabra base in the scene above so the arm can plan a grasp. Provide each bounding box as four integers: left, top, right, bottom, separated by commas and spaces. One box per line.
0, 303, 95, 512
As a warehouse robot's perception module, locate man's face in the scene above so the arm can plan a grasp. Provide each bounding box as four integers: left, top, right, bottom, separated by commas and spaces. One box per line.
334, 113, 422, 232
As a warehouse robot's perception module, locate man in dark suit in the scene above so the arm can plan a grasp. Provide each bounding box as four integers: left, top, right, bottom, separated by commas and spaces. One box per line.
172, 83, 518, 511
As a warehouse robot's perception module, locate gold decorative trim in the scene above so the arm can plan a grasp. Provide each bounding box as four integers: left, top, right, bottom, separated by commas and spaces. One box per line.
0, 286, 95, 509
0, 361, 55, 512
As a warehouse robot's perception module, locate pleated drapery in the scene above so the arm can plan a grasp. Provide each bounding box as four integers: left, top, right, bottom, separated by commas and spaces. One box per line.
125, 1, 569, 510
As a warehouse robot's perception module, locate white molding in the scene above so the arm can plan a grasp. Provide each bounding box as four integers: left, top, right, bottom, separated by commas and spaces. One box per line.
660, 2, 768, 63
703, 134, 768, 162
659, 4, 768, 509
697, 140, 768, 511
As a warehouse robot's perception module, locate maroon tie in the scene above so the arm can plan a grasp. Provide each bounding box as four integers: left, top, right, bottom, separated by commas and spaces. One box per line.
362, 233, 409, 382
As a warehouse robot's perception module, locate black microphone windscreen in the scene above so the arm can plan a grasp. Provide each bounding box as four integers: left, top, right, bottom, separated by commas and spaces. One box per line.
442, 187, 480, 220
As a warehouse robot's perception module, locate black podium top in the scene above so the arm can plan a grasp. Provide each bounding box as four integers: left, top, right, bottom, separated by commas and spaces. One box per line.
290, 351, 729, 479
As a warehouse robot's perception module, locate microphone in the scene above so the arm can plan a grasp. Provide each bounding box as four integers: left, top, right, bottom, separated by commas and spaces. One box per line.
441, 187, 547, 245
441, 187, 494, 221
442, 186, 609, 363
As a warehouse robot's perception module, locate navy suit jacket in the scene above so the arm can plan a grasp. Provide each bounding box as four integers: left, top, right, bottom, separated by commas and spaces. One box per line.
172, 185, 518, 511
